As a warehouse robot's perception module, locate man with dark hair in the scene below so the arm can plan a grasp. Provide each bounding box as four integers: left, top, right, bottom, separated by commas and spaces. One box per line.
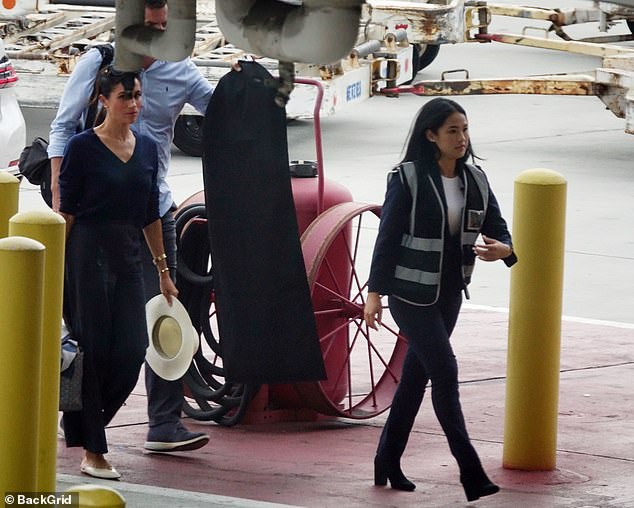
144, 0, 168, 28
49, 0, 213, 453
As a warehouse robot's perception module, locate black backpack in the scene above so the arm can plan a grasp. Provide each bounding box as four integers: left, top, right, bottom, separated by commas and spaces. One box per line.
19, 44, 114, 206
82, 44, 114, 131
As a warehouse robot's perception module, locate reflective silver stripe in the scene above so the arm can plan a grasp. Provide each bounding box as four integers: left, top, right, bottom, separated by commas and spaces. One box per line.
427, 174, 445, 306
400, 162, 418, 235
463, 231, 479, 245
467, 164, 489, 209
427, 172, 446, 236
462, 167, 486, 282
401, 234, 443, 252
394, 266, 440, 285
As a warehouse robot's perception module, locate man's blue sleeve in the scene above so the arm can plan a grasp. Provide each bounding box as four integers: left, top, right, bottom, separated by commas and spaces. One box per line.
184, 58, 214, 114
48, 48, 102, 158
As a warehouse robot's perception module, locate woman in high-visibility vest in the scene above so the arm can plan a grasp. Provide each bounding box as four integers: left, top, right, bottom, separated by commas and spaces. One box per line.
364, 98, 517, 502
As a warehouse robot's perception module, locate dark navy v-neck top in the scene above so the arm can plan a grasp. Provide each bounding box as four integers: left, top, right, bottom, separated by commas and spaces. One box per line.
59, 129, 160, 228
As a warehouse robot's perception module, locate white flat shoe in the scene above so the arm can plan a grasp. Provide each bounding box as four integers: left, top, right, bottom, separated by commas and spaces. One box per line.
80, 464, 121, 480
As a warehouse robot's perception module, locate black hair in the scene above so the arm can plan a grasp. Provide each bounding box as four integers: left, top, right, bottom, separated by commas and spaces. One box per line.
91, 65, 141, 126
145, 0, 167, 9
97, 65, 138, 96
399, 97, 477, 165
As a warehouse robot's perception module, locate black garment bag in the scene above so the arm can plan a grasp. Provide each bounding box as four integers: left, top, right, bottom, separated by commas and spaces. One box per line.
201, 61, 326, 384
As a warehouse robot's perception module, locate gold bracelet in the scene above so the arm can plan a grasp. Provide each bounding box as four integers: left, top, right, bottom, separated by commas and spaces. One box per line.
159, 267, 170, 274
153, 253, 167, 266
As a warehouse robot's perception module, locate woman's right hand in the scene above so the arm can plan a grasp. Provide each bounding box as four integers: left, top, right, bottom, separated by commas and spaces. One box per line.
364, 292, 383, 331
159, 273, 179, 306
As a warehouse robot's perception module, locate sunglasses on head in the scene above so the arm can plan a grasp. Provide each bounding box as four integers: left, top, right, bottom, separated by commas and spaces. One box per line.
103, 65, 138, 97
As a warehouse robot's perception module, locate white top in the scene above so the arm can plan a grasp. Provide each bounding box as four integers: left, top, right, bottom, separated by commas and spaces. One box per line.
441, 175, 464, 236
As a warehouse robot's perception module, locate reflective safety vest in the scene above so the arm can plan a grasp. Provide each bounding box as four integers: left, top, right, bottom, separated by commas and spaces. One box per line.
390, 161, 490, 306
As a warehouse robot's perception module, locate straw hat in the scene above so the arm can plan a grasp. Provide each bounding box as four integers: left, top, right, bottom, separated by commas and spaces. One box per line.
145, 295, 199, 381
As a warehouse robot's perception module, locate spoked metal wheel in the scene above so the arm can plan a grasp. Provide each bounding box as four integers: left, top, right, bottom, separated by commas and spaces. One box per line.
175, 201, 257, 427
295, 202, 408, 419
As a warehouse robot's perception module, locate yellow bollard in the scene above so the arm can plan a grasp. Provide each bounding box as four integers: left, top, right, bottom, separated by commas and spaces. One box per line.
9, 210, 66, 491
503, 168, 567, 471
65, 485, 126, 508
0, 172, 20, 238
0, 236, 46, 493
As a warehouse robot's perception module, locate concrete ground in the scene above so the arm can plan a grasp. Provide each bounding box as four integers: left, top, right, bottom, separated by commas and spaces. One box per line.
12, 1, 634, 506
53, 308, 634, 507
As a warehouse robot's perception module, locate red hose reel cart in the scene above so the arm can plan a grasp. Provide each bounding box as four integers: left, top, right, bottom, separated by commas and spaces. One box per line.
174, 79, 407, 426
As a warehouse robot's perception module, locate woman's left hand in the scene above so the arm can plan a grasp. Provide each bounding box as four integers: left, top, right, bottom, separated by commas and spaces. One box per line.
159, 273, 179, 305
473, 235, 512, 262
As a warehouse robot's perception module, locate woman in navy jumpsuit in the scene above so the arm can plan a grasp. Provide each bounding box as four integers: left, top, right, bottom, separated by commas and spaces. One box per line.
59, 67, 178, 479
364, 98, 517, 502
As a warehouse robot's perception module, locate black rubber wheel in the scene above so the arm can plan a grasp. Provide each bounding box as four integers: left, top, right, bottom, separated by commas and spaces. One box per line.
174, 203, 257, 426
403, 44, 441, 85
173, 114, 204, 157
417, 43, 440, 71
175, 204, 214, 286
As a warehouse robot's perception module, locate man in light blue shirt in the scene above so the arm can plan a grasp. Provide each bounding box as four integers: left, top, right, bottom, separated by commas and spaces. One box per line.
49, 0, 214, 454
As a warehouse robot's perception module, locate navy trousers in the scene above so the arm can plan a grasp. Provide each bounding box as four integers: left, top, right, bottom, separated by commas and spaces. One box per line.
377, 289, 483, 475
140, 210, 184, 429
63, 223, 147, 454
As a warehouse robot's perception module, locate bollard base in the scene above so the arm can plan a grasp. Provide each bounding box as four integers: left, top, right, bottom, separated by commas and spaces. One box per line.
65, 484, 126, 507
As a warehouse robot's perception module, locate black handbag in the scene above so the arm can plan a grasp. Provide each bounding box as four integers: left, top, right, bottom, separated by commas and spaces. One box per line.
18, 137, 52, 207
18, 137, 50, 186
60, 335, 83, 412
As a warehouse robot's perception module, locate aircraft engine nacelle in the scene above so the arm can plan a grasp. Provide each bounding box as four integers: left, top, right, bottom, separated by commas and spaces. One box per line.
216, 0, 364, 64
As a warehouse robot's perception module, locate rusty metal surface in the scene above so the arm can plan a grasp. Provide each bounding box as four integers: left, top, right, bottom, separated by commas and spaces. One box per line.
476, 32, 634, 57
594, 66, 634, 120
487, 4, 568, 25
575, 33, 634, 44
596, 84, 628, 119
598, 0, 634, 15
367, 0, 466, 44
5, 1, 222, 62
485, 4, 609, 26
380, 75, 600, 96
604, 53, 634, 71
1, 11, 66, 41
4, 11, 114, 59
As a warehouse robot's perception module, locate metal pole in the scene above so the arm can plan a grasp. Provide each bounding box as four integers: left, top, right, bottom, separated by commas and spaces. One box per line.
294, 78, 325, 215
503, 168, 567, 470
0, 236, 46, 493
9, 210, 66, 491
0, 172, 20, 238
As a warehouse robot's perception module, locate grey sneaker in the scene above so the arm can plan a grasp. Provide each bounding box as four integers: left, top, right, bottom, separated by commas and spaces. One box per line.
144, 421, 209, 452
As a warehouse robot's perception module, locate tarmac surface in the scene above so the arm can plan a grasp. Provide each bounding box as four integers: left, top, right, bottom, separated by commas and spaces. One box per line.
54, 307, 634, 508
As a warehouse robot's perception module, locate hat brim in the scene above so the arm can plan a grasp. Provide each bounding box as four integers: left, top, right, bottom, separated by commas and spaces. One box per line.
145, 295, 198, 381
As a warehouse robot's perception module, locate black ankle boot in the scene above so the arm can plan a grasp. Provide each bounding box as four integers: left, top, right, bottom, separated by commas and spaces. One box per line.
460, 470, 499, 502
374, 455, 416, 491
